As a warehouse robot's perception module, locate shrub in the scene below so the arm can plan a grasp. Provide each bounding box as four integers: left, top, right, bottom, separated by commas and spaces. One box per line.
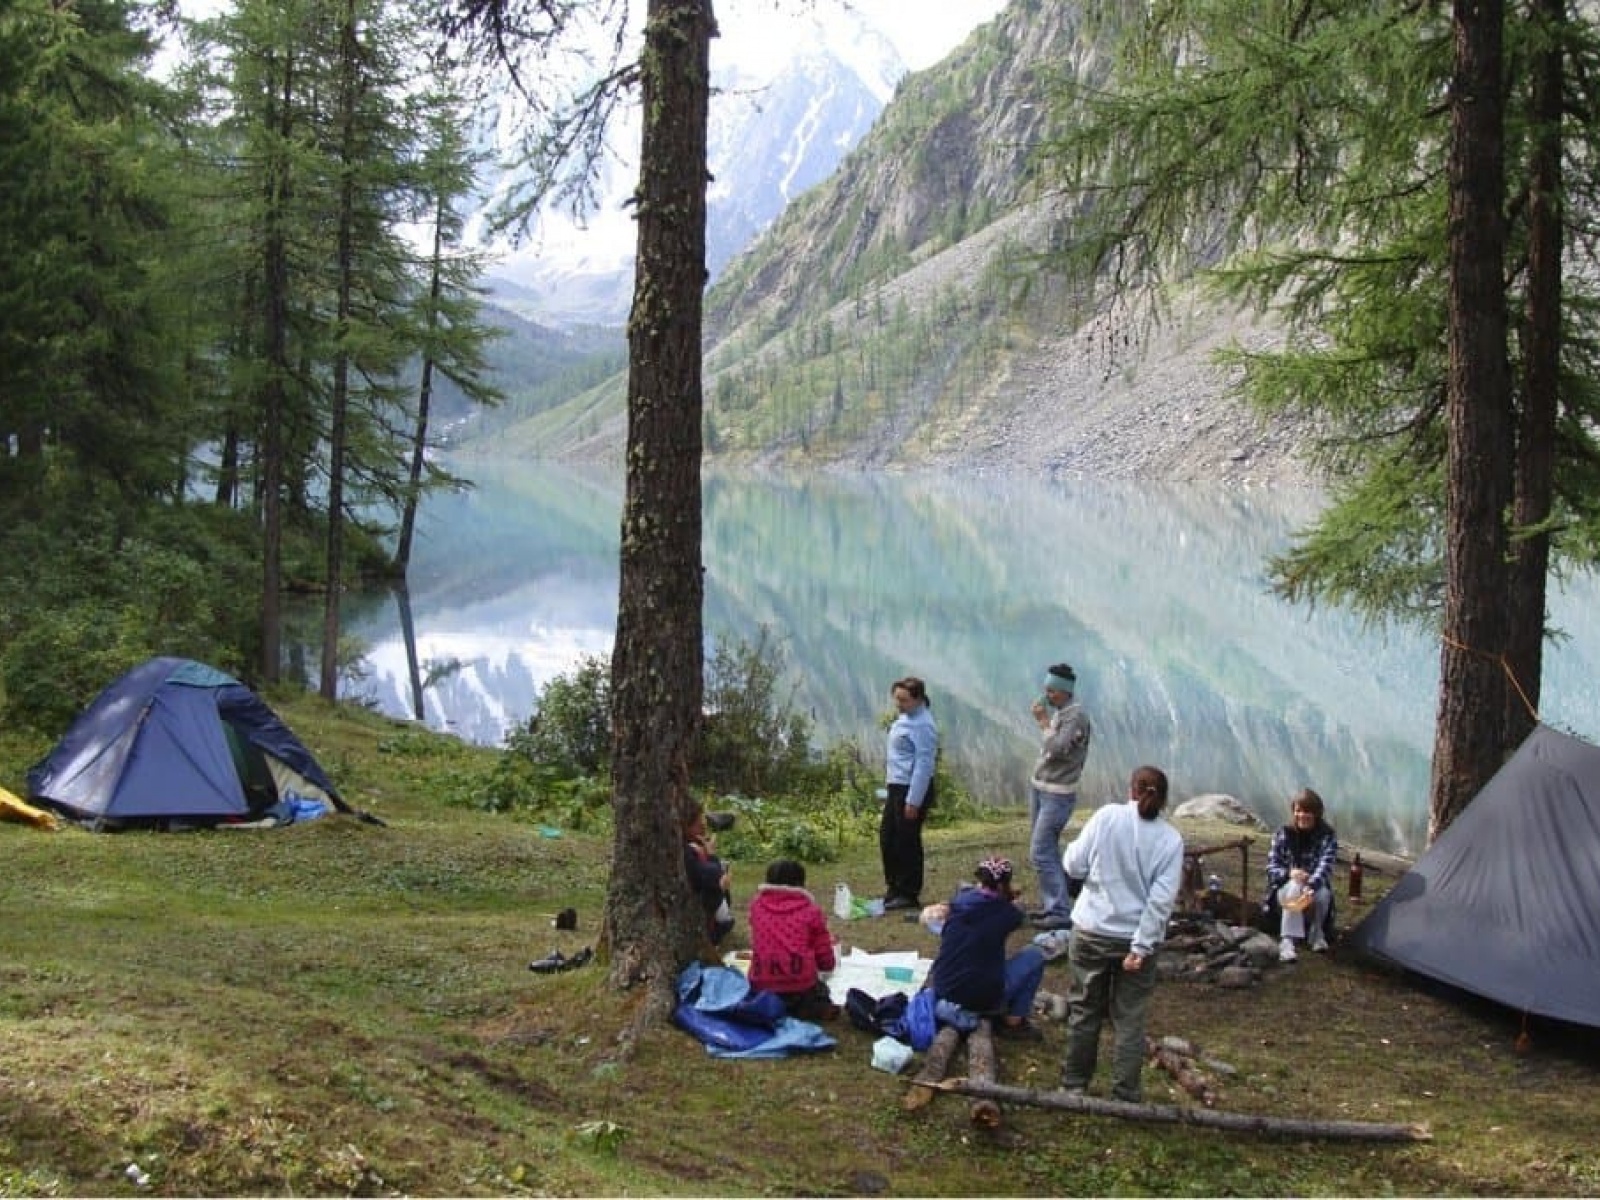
509, 655, 612, 776
694, 627, 815, 795
489, 631, 974, 854
768, 819, 837, 864
437, 751, 614, 833
0, 499, 261, 730
509, 629, 817, 794
0, 603, 153, 732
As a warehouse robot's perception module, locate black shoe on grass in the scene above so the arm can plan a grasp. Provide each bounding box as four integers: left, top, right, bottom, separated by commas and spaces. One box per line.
528, 950, 567, 974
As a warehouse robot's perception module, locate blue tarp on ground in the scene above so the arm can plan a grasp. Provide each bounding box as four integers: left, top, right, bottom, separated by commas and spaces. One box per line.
673, 963, 837, 1059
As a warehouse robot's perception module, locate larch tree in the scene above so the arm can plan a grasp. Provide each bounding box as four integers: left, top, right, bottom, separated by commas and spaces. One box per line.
187, 0, 492, 687
436, 0, 718, 1012
320, 0, 364, 701
1432, 0, 1514, 839
193, 0, 327, 682
1501, 0, 1566, 755
1035, 0, 1600, 841
603, 0, 717, 1005
316, 0, 427, 701
394, 86, 502, 577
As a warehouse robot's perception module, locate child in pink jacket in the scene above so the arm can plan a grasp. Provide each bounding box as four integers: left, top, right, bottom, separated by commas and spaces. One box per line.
748, 859, 839, 1021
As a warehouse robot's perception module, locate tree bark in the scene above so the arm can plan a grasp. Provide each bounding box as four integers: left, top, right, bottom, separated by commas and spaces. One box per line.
395, 197, 445, 576
258, 46, 295, 686
394, 580, 425, 721
926, 1079, 1431, 1142
604, 0, 716, 1015
1430, 0, 1514, 844
1504, 0, 1563, 751
320, 0, 360, 702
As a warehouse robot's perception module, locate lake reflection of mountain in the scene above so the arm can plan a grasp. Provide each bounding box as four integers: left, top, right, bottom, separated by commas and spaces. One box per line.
336, 462, 1600, 858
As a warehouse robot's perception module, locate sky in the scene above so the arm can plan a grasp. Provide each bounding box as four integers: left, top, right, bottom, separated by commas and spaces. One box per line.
720, 0, 1011, 72
482, 0, 1010, 284
828, 0, 1008, 69
161, 0, 1008, 81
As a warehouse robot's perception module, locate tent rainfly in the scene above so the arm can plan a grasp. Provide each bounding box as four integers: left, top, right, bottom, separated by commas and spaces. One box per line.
27, 657, 347, 829
1347, 723, 1600, 1029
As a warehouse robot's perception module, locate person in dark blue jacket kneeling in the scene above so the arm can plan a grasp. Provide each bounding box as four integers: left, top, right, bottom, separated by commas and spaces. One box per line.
928, 856, 1046, 1040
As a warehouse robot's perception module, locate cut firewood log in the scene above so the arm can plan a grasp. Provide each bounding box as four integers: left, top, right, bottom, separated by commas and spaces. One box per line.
967, 1020, 1002, 1128
1148, 1039, 1219, 1106
902, 1025, 964, 1111
919, 1079, 1430, 1141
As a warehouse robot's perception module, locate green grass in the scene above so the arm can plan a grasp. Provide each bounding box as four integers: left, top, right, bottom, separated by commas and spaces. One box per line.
2, 697, 1598, 1195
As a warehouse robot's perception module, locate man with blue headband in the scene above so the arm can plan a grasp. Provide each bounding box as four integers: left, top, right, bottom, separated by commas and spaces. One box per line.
1027, 662, 1092, 930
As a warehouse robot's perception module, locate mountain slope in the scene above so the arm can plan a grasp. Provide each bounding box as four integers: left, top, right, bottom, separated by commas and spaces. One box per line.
474, 0, 1309, 484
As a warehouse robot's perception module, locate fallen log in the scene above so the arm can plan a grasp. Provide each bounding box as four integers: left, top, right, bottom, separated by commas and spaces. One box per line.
923, 1079, 1430, 1142
966, 1020, 1001, 1128
902, 1025, 964, 1112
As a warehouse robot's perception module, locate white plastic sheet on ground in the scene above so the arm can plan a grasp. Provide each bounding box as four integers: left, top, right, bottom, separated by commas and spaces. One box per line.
722, 945, 935, 1005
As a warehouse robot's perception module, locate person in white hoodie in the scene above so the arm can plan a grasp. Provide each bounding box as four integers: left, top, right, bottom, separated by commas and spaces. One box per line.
1059, 765, 1184, 1102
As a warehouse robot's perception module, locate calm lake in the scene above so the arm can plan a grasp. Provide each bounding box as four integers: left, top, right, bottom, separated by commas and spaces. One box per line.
326, 460, 1600, 857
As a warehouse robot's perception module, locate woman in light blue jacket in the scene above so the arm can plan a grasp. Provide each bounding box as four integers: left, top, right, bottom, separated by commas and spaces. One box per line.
881, 676, 938, 910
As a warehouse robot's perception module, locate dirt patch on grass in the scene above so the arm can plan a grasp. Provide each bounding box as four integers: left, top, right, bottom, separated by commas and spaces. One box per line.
441, 1050, 563, 1109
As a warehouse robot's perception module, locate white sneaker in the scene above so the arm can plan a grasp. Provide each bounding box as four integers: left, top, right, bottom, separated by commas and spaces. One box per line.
1278, 937, 1298, 963
1309, 931, 1329, 954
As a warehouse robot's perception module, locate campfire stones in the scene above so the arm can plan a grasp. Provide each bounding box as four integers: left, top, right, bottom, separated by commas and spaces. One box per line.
1161, 914, 1297, 987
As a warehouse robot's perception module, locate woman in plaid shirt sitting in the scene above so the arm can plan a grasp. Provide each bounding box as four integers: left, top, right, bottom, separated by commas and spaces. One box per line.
1265, 788, 1339, 962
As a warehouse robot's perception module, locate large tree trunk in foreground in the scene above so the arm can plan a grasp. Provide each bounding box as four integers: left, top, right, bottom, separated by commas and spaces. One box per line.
603, 0, 716, 1013
1429, 0, 1514, 844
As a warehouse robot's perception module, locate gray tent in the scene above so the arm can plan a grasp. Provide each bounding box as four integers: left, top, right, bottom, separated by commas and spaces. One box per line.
1348, 724, 1600, 1028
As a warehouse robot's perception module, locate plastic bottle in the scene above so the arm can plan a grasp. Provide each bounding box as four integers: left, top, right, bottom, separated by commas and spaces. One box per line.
834, 882, 854, 919
1349, 852, 1364, 902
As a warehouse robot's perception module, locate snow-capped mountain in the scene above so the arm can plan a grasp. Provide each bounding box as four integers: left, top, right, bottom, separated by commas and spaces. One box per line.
477, 4, 906, 327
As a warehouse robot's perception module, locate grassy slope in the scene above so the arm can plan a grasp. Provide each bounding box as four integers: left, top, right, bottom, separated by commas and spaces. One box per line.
2, 699, 1598, 1197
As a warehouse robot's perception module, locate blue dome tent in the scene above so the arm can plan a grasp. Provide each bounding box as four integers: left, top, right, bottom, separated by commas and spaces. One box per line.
27, 657, 348, 830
